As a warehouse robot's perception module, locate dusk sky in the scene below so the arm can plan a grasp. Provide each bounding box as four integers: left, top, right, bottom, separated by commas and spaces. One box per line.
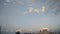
0, 0, 60, 32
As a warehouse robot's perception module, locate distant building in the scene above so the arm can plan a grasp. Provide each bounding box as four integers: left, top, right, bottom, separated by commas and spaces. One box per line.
42, 28, 49, 34
39, 28, 49, 34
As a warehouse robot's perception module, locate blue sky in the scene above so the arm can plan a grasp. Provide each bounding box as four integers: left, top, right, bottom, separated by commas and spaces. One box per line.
0, 0, 60, 32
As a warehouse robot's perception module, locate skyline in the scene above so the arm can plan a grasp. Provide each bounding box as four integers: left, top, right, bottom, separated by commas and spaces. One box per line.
0, 0, 60, 32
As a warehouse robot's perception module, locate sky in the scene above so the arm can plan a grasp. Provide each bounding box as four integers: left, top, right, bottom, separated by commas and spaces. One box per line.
0, 0, 60, 32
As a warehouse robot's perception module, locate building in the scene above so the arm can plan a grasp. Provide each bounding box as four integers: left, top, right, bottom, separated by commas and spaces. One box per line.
39, 28, 49, 34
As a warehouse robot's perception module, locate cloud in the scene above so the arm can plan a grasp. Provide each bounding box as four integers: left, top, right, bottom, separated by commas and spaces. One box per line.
24, 11, 28, 14
28, 7, 33, 13
34, 8, 40, 13
5, 0, 10, 2
48, 0, 60, 15
30, 0, 35, 3
41, 6, 46, 12
26, 0, 36, 7
27, 0, 35, 4
4, 3, 7, 5
17, 1, 24, 5
24, 7, 33, 14
24, 6, 47, 15
5, 0, 25, 6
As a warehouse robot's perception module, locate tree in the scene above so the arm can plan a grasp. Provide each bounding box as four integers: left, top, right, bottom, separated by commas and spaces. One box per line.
16, 32, 20, 34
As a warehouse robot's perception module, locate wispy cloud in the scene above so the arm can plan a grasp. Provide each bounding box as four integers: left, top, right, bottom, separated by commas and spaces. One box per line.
4, 3, 7, 5
24, 7, 33, 14
41, 6, 46, 12
24, 6, 46, 15
48, 0, 60, 15
34, 8, 40, 13
28, 7, 33, 13
24, 11, 28, 14
16, 1, 24, 5
5, 0, 25, 5
5, 0, 10, 2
